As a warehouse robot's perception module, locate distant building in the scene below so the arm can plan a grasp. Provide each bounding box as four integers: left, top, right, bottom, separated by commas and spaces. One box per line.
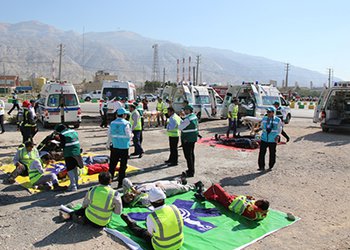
83, 70, 118, 92
0, 75, 19, 93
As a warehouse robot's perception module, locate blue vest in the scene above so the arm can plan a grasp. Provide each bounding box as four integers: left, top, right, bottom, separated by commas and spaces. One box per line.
110, 118, 131, 149
261, 116, 281, 143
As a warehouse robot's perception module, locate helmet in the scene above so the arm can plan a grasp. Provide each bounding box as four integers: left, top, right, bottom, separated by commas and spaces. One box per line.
22, 100, 31, 108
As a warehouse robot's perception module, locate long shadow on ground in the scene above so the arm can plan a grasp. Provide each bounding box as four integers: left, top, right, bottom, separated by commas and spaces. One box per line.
293, 130, 350, 146
220, 171, 268, 187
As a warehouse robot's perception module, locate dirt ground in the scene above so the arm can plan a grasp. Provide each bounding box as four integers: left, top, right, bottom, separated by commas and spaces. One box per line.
0, 115, 350, 250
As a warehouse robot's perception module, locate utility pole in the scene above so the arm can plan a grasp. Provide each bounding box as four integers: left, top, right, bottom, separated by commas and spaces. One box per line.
195, 55, 201, 86
284, 63, 290, 88
192, 66, 196, 85
327, 68, 332, 88
152, 44, 160, 82
58, 44, 63, 81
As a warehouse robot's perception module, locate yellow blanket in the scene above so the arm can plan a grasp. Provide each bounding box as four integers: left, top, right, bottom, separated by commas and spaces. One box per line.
0, 153, 139, 193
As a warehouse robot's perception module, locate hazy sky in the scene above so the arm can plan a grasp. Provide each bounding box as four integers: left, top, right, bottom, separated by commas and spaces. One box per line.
2, 0, 350, 80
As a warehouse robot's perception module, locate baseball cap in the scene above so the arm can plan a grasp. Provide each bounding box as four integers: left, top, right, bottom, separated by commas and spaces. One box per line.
184, 105, 194, 111
266, 107, 276, 112
273, 101, 280, 106
117, 108, 129, 115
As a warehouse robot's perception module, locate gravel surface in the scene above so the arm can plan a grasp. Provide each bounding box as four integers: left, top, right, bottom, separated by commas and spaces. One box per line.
0, 115, 349, 250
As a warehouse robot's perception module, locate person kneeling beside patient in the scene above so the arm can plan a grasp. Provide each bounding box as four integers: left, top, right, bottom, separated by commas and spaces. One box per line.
29, 152, 67, 191
202, 183, 269, 220
60, 172, 123, 228
121, 187, 184, 250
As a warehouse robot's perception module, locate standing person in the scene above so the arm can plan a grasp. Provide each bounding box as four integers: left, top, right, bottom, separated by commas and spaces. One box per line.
226, 98, 239, 138
55, 124, 83, 191
60, 172, 123, 227
120, 187, 184, 250
28, 152, 67, 191
0, 99, 5, 133
20, 100, 37, 143
179, 105, 199, 177
6, 141, 40, 184
135, 100, 144, 131
107, 108, 132, 189
142, 97, 149, 111
165, 107, 181, 166
100, 97, 109, 128
113, 97, 123, 119
256, 107, 282, 171
7, 91, 20, 115
273, 101, 290, 142
129, 104, 144, 158
156, 96, 166, 127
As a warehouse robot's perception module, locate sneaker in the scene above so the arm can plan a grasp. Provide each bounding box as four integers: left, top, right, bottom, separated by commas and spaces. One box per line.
180, 175, 187, 185
167, 163, 178, 167
194, 181, 204, 191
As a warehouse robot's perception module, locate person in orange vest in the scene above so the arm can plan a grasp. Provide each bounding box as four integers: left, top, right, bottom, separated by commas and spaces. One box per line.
202, 183, 269, 220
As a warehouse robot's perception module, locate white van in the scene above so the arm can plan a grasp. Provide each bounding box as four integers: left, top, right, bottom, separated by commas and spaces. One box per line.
100, 80, 137, 115
164, 83, 224, 120
221, 82, 291, 123
81, 90, 102, 101
37, 81, 81, 128
313, 81, 350, 132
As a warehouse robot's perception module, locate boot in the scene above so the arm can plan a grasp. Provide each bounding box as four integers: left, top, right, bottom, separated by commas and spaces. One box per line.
67, 170, 77, 191
53, 183, 68, 192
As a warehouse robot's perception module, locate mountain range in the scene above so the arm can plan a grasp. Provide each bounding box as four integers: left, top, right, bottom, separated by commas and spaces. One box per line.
0, 21, 335, 87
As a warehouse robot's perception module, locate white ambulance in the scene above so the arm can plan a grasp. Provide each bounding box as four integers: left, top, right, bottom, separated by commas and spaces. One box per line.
37, 81, 81, 128
100, 80, 137, 115
313, 81, 350, 132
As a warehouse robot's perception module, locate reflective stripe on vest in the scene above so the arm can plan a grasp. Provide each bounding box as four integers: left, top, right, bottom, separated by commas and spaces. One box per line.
182, 128, 198, 133
28, 160, 43, 185
150, 205, 184, 250
61, 129, 81, 157
167, 114, 181, 137
85, 185, 115, 226
129, 110, 142, 131
228, 195, 247, 215
65, 141, 80, 146
19, 147, 39, 167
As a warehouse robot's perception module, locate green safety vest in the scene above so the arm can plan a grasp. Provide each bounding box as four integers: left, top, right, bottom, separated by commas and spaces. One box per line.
156, 102, 165, 112
85, 185, 116, 226
228, 195, 248, 215
228, 104, 238, 119
129, 110, 142, 131
28, 159, 43, 185
167, 113, 181, 137
61, 129, 81, 157
181, 113, 199, 143
149, 205, 184, 250
18, 146, 40, 168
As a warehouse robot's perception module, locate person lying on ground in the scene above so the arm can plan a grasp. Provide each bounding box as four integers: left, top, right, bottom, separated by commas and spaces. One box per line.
60, 172, 123, 228
122, 177, 197, 207
201, 183, 269, 220
6, 141, 40, 184
121, 187, 184, 250
28, 152, 67, 191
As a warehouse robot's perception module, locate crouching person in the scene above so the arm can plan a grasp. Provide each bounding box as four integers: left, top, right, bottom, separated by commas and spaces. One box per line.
29, 152, 67, 191
203, 184, 269, 220
60, 172, 123, 228
121, 187, 184, 250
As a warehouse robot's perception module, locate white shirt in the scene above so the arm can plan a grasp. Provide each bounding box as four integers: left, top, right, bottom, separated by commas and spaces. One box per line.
30, 106, 36, 119
0, 100, 5, 115
114, 101, 123, 112
146, 204, 166, 235
178, 114, 192, 131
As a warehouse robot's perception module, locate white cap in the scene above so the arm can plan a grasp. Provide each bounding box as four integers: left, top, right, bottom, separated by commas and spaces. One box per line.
149, 187, 166, 202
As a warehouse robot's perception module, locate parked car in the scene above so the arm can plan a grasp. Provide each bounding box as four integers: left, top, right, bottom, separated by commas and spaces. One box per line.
81, 90, 102, 101
141, 93, 156, 102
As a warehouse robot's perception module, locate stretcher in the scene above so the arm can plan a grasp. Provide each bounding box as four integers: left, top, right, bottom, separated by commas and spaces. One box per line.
240, 116, 262, 136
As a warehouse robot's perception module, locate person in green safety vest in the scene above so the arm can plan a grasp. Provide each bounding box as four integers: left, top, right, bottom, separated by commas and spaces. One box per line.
129, 103, 144, 158
203, 183, 269, 220
121, 187, 184, 250
6, 141, 40, 184
55, 124, 83, 191
60, 171, 123, 227
135, 99, 144, 130
156, 96, 166, 127
179, 105, 199, 178
165, 107, 181, 166
226, 98, 239, 138
28, 152, 67, 191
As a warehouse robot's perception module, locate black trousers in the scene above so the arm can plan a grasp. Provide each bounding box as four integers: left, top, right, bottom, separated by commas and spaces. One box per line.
21, 126, 33, 143
226, 118, 237, 137
8, 103, 20, 115
126, 222, 153, 248
168, 136, 179, 164
182, 141, 195, 176
281, 129, 289, 141
69, 207, 103, 228
109, 148, 129, 185
0, 115, 4, 132
132, 130, 144, 155
100, 111, 108, 127
258, 140, 277, 169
